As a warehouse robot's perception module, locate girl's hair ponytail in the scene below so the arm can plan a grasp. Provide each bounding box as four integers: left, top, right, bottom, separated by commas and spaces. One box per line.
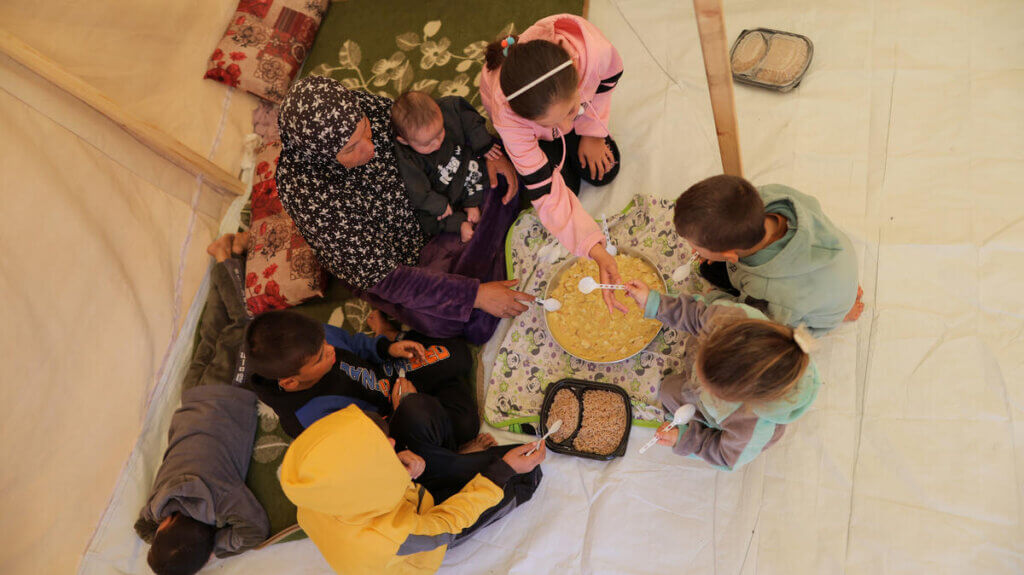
696, 319, 812, 404
484, 35, 518, 70
485, 36, 578, 120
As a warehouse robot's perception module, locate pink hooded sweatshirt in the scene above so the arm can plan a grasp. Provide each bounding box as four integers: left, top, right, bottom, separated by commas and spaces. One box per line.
480, 14, 623, 258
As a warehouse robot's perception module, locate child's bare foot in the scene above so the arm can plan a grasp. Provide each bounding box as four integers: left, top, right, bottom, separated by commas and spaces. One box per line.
367, 309, 400, 340
206, 234, 234, 263
458, 433, 497, 454
844, 285, 865, 322
460, 221, 475, 244
232, 231, 250, 256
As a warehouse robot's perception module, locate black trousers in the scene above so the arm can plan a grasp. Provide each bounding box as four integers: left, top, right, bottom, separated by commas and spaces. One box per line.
380, 332, 480, 447
389, 394, 541, 508
537, 130, 621, 195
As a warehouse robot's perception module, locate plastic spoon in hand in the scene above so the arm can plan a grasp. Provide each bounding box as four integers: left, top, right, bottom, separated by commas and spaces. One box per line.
517, 296, 562, 312
639, 404, 696, 454
396, 368, 406, 398
526, 419, 562, 456
535, 297, 562, 312
672, 252, 701, 283
578, 276, 626, 295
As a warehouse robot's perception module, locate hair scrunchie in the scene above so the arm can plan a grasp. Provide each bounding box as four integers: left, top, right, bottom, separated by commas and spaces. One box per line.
501, 35, 516, 56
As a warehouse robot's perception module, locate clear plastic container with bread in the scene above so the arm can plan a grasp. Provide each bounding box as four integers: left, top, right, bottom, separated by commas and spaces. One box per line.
729, 28, 814, 92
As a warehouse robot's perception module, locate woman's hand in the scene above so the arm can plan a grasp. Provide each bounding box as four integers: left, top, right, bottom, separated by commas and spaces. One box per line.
578, 136, 615, 181
589, 244, 629, 315
396, 450, 425, 479
388, 340, 425, 361
624, 280, 650, 310
487, 154, 519, 205
474, 279, 533, 318
655, 422, 681, 447
437, 204, 453, 221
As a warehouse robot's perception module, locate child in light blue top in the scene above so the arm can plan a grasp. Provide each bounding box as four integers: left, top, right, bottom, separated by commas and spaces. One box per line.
626, 280, 822, 470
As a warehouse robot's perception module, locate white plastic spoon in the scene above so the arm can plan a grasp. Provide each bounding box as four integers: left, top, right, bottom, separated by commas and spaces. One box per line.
395, 368, 406, 398
577, 276, 627, 294
638, 404, 697, 454
672, 253, 701, 283
517, 296, 562, 312
601, 213, 617, 256
535, 297, 562, 312
526, 419, 562, 456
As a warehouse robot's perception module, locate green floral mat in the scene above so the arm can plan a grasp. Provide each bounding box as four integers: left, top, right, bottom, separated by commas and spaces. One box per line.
246, 0, 586, 544
302, 0, 586, 116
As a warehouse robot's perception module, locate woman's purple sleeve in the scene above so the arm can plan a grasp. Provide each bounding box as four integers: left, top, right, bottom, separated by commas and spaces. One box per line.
369, 265, 479, 322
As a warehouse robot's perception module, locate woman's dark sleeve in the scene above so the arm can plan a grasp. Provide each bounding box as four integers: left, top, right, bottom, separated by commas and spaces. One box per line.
369, 265, 479, 323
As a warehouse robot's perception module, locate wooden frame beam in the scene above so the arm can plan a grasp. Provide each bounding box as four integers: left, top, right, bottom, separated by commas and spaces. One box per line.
0, 28, 245, 197
692, 0, 743, 177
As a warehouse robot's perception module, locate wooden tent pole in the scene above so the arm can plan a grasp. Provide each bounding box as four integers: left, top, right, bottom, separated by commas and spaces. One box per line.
692, 0, 743, 177
0, 29, 245, 198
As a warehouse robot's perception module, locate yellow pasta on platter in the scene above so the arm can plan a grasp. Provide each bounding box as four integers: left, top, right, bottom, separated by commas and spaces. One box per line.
545, 253, 664, 363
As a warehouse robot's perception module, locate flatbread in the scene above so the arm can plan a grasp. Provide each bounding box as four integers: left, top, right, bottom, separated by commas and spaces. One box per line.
755, 35, 809, 85
732, 32, 767, 74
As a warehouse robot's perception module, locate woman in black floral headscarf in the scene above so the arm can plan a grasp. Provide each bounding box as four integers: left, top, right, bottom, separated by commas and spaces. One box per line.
276, 76, 527, 343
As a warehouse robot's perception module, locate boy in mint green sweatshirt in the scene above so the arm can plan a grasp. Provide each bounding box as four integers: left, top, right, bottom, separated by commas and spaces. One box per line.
674, 175, 863, 335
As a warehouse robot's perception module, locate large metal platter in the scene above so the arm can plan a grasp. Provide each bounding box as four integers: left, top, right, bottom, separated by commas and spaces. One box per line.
542, 246, 668, 364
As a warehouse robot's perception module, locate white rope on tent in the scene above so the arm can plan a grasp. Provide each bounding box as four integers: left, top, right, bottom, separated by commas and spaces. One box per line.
143, 86, 235, 414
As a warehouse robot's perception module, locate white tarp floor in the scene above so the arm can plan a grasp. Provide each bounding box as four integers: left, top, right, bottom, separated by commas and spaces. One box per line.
76, 0, 1024, 573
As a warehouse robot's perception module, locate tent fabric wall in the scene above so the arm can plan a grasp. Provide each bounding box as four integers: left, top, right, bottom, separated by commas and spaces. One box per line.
0, 1, 257, 573
0, 0, 256, 177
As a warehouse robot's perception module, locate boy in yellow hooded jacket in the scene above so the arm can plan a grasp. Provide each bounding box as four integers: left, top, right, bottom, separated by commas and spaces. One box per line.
281, 406, 545, 574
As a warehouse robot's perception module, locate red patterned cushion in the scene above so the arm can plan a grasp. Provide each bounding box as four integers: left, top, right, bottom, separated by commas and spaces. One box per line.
205, 0, 329, 102
245, 140, 327, 314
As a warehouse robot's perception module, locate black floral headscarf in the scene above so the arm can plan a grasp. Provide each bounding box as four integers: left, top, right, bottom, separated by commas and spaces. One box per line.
276, 76, 425, 290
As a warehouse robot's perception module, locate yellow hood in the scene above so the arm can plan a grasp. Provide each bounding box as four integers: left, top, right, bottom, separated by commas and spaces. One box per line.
280, 406, 410, 521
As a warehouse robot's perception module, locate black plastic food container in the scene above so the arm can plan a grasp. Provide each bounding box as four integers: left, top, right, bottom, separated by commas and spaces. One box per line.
538, 378, 633, 461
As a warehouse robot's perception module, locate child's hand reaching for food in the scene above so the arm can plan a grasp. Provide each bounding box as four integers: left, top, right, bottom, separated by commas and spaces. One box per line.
502, 441, 546, 473
589, 244, 629, 315
654, 422, 681, 446
625, 280, 650, 309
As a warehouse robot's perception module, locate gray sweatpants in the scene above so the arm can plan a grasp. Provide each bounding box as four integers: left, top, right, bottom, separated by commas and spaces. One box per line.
183, 258, 249, 389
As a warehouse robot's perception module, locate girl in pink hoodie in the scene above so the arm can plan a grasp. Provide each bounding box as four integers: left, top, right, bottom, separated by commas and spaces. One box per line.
481, 14, 627, 313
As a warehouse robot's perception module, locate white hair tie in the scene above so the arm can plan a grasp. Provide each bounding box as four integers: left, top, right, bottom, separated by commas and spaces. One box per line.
506, 59, 574, 101
793, 324, 818, 354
